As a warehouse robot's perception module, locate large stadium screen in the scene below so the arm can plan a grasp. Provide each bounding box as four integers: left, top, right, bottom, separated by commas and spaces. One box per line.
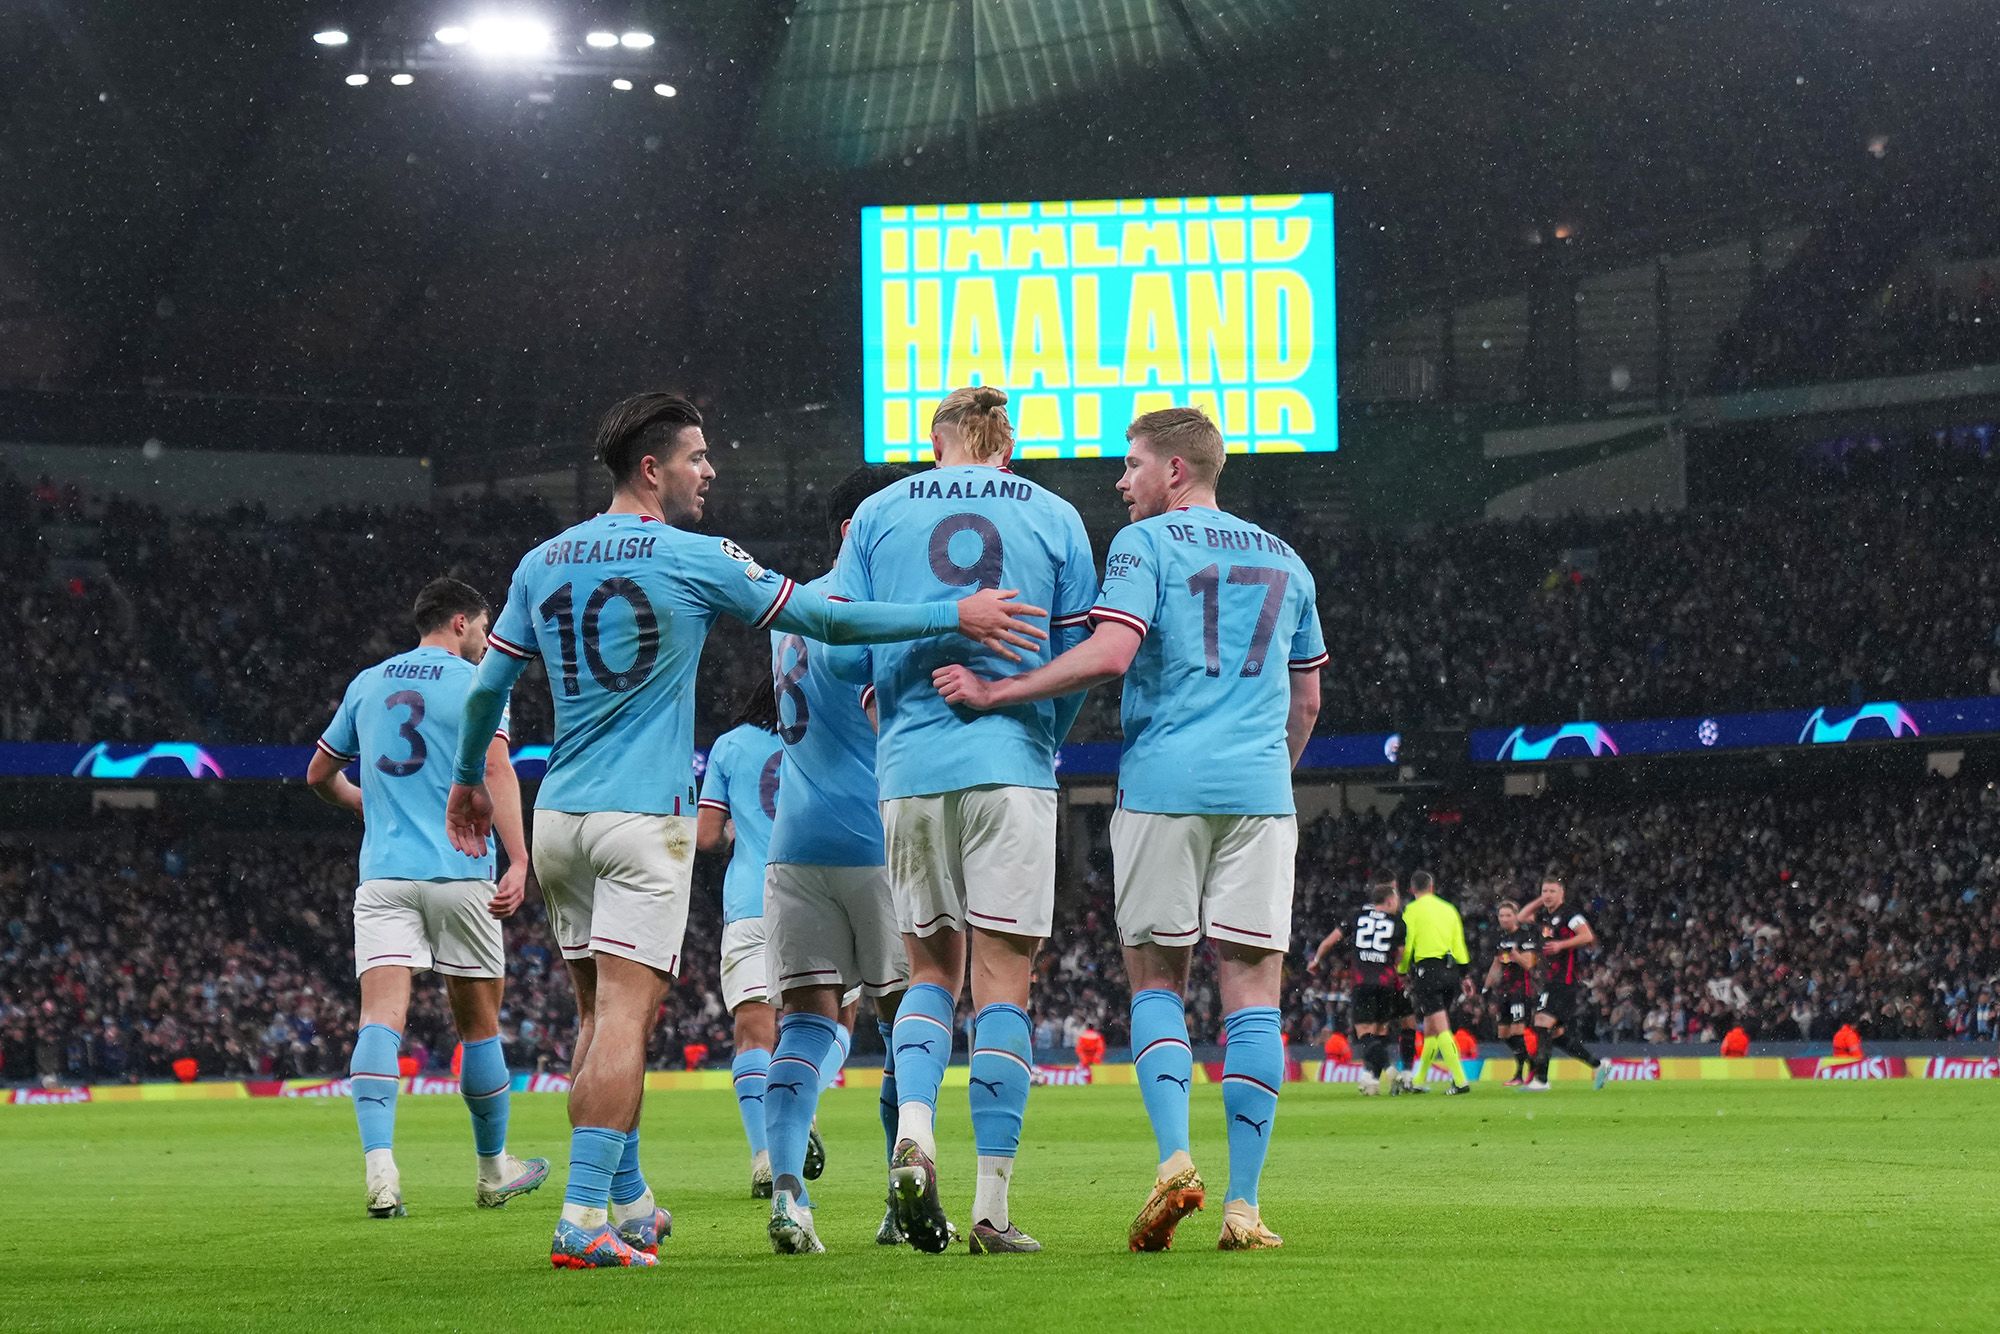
861, 193, 1336, 463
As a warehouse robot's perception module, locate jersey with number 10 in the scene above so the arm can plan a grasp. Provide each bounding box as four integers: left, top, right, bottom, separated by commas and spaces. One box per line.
1090, 506, 1327, 816
488, 513, 800, 816
835, 466, 1096, 800
317, 646, 510, 883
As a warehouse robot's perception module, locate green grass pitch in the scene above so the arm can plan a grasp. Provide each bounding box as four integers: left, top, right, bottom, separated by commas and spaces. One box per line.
3, 1080, 1993, 1331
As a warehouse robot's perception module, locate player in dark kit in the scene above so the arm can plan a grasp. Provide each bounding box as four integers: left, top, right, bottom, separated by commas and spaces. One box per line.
1518, 878, 1610, 1090
1308, 876, 1404, 1096
1484, 900, 1538, 1085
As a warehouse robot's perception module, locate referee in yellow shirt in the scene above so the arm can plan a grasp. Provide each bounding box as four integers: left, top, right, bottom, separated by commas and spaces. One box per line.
1398, 871, 1473, 1095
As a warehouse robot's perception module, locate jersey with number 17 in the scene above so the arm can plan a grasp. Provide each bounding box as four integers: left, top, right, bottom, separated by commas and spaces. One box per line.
834, 466, 1096, 800
317, 646, 511, 883
1090, 505, 1327, 816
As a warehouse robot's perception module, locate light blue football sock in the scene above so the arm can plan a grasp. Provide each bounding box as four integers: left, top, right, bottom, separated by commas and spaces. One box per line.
819, 1023, 853, 1093
876, 1016, 898, 1163
458, 1035, 510, 1158
766, 1013, 838, 1204
1130, 989, 1193, 1164
731, 1048, 771, 1159
889, 983, 955, 1121
609, 1129, 648, 1207
349, 1023, 402, 1154
1221, 1007, 1284, 1206
968, 1003, 1032, 1160
565, 1126, 626, 1210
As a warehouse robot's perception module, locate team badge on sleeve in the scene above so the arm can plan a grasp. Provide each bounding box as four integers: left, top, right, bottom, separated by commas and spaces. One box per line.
719, 538, 766, 580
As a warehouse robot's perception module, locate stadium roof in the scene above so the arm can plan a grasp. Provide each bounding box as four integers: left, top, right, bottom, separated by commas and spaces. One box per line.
0, 1, 1988, 456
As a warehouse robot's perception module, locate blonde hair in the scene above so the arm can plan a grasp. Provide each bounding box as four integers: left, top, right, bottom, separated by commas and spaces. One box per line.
1127, 406, 1225, 484
932, 386, 1014, 463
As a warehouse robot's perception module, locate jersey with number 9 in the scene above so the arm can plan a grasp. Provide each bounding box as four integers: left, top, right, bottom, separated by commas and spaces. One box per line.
833, 465, 1097, 800
1089, 505, 1327, 816
317, 646, 510, 882
488, 513, 799, 816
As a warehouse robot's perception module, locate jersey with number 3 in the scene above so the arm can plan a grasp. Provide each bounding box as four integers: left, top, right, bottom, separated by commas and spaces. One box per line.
488, 513, 798, 816
697, 723, 784, 924
834, 466, 1096, 800
317, 646, 510, 883
1091, 506, 1327, 815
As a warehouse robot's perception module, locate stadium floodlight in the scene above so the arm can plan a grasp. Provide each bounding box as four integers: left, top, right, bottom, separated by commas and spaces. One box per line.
345, 72, 370, 86
620, 31, 654, 49
312, 30, 350, 47
435, 24, 469, 44
390, 72, 414, 86
653, 82, 675, 97
466, 15, 552, 58
586, 30, 619, 48
611, 78, 634, 91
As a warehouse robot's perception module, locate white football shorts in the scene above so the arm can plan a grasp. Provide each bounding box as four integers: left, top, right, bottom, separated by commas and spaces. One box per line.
1109, 810, 1297, 951
765, 862, 908, 1000
880, 785, 1057, 940
719, 916, 775, 1010
352, 878, 504, 979
532, 810, 696, 975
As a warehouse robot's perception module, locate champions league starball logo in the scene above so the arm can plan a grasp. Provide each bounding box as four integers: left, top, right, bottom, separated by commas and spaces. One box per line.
1697, 719, 1719, 747
71, 743, 225, 780
1798, 702, 1921, 745
1492, 723, 1620, 762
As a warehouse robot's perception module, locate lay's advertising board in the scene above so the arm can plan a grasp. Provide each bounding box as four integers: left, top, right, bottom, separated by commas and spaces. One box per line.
861, 193, 1336, 462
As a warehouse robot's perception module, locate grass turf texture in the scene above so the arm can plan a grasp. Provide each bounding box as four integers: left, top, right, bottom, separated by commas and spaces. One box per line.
3, 1080, 1993, 1332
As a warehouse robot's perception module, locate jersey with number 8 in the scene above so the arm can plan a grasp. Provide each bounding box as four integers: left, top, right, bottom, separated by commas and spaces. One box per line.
834, 466, 1097, 799
1090, 505, 1327, 816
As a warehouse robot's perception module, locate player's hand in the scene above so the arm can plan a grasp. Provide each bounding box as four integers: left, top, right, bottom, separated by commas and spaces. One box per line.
933, 663, 1000, 710
446, 781, 494, 856
489, 861, 526, 919
955, 588, 1047, 662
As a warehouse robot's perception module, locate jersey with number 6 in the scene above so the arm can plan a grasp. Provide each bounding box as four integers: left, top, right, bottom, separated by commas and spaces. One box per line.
834, 466, 1096, 800
317, 646, 510, 883
697, 723, 784, 924
488, 513, 800, 816
1090, 506, 1326, 815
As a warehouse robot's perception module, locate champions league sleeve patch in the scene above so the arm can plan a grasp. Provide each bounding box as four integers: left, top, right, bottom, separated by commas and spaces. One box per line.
719, 538, 766, 580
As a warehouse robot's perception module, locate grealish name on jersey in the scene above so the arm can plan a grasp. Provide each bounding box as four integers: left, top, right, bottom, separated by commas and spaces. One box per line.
906, 476, 1034, 502
542, 534, 659, 566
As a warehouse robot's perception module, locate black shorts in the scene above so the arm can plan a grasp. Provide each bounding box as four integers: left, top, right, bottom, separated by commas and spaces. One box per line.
1500, 993, 1532, 1026
1409, 958, 1459, 1017
1535, 983, 1579, 1026
1352, 983, 1406, 1026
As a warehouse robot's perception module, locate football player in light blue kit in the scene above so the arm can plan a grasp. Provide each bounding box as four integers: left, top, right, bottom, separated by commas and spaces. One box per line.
759, 464, 916, 1256
442, 392, 1047, 1270
936, 406, 1326, 1253
306, 576, 550, 1220
832, 387, 1097, 1255
695, 676, 790, 1197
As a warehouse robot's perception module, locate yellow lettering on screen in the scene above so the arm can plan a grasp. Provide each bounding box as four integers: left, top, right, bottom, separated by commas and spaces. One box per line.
945, 225, 1006, 272
945, 278, 1007, 387
1122, 273, 1185, 387
1131, 391, 1176, 419
1020, 445, 1061, 460
1154, 198, 1183, 214
1120, 220, 1183, 266
1252, 269, 1313, 382
976, 203, 1008, 219
1075, 393, 1102, 443
1206, 220, 1246, 264
1072, 222, 1118, 267
914, 228, 941, 271
1075, 444, 1102, 458
1184, 197, 1211, 213
1071, 276, 1118, 387
1006, 224, 1069, 270
884, 398, 913, 445
1073, 200, 1117, 216
881, 206, 909, 222
913, 205, 941, 221
943, 204, 970, 220
1250, 194, 1304, 210
1251, 217, 1311, 264
881, 279, 942, 393
1216, 196, 1246, 212
1222, 388, 1249, 434
1254, 388, 1315, 438
1015, 394, 1063, 442
880, 228, 909, 273
1187, 270, 1248, 384
915, 398, 943, 447
1008, 276, 1070, 389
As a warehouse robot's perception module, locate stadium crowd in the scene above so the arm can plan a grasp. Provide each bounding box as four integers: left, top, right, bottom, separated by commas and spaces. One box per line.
9, 460, 2000, 751
6, 781, 1995, 1086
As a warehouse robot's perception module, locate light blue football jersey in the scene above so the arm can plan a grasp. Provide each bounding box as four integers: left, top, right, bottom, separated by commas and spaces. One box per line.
767, 573, 886, 868
697, 723, 783, 923
833, 466, 1097, 800
318, 646, 510, 882
474, 512, 960, 815
1090, 506, 1327, 816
